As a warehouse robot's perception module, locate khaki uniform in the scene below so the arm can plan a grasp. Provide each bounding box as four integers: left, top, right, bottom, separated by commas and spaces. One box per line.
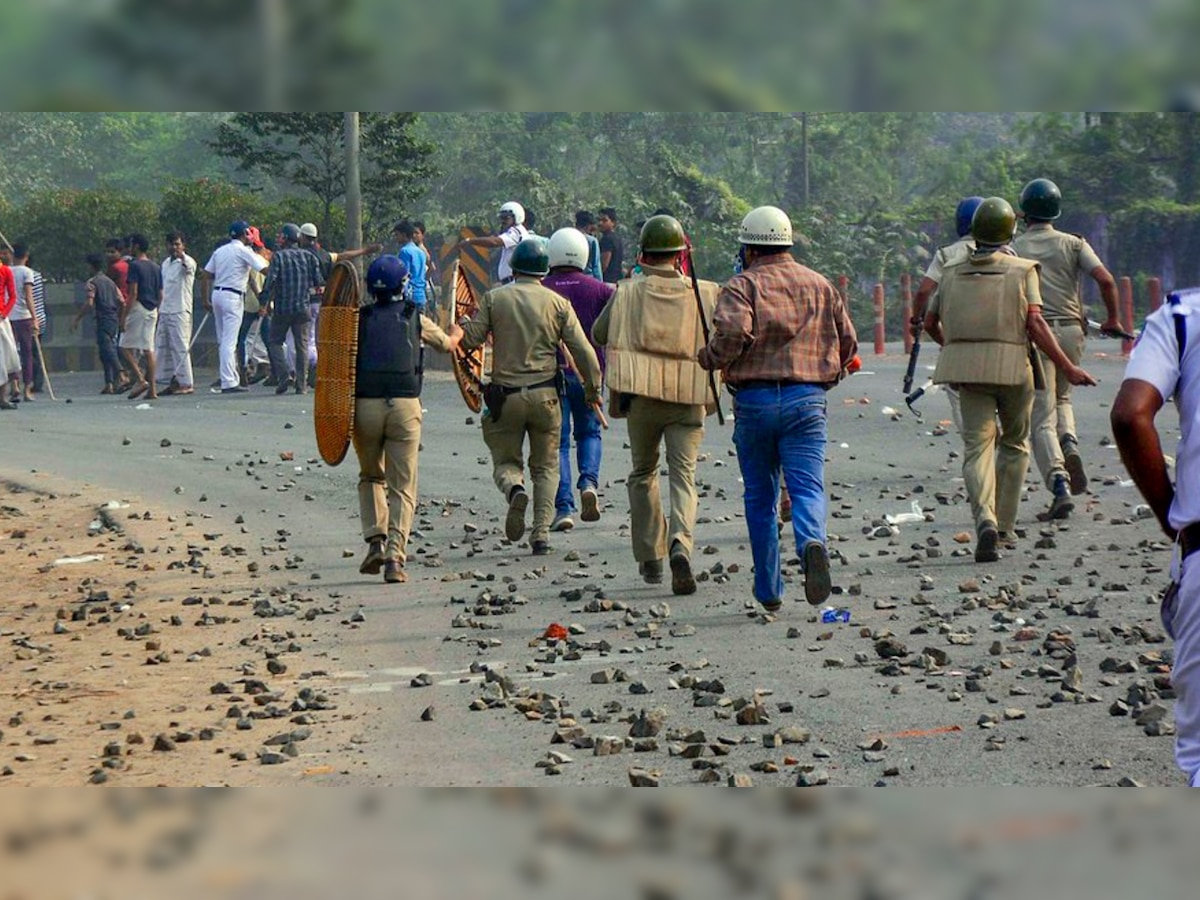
933, 251, 1042, 533
460, 277, 601, 545
1012, 224, 1104, 488
354, 314, 453, 565
593, 263, 719, 563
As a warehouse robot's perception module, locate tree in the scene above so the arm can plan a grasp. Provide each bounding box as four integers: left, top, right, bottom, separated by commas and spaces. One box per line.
209, 113, 437, 244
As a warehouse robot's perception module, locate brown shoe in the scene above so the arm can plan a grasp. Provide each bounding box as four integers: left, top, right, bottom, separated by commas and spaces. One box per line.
100, 384, 115, 395
359, 539, 385, 576
383, 560, 407, 583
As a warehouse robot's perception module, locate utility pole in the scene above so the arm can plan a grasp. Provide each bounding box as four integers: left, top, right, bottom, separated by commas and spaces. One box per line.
800, 112, 810, 208
344, 112, 363, 265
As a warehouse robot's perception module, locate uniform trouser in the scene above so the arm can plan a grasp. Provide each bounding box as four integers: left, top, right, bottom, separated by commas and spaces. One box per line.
95, 317, 122, 387
625, 396, 704, 564
1032, 320, 1085, 488
958, 380, 1033, 533
353, 397, 422, 564
732, 383, 828, 603
266, 310, 312, 390
555, 371, 603, 515
1167, 548, 1200, 785
212, 292, 244, 390
157, 311, 193, 387
481, 386, 561, 544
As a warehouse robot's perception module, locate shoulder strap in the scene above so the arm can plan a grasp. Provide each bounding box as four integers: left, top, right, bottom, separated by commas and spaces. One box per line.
1169, 292, 1188, 364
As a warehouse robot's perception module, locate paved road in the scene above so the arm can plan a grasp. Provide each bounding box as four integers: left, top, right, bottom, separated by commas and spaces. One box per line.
0, 341, 1180, 786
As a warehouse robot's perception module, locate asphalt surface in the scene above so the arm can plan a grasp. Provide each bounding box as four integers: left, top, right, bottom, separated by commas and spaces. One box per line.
0, 341, 1181, 786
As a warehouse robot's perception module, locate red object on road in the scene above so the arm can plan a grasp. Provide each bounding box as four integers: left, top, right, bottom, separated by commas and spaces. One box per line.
542, 623, 569, 641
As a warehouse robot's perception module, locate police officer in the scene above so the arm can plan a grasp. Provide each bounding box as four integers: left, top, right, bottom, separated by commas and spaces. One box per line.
353, 256, 462, 584
1014, 177, 1122, 518
924, 197, 1097, 563
458, 238, 602, 556
594, 215, 720, 595
911, 196, 985, 434
1112, 286, 1200, 786
456, 201, 529, 285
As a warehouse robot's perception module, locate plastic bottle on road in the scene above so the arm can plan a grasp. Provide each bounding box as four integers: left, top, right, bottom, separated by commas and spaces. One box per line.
821, 607, 851, 624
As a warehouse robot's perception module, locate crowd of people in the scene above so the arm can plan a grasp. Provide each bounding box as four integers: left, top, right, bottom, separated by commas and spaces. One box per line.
8, 188, 1200, 788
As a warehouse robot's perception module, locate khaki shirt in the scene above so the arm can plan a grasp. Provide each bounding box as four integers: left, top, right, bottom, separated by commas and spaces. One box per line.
460, 276, 601, 401
1012, 224, 1103, 322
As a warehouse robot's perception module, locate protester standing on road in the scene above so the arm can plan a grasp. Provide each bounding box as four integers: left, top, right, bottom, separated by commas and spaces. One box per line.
925, 197, 1096, 563
392, 220, 428, 309
597, 207, 624, 283
4, 244, 37, 403
353, 256, 462, 584
699, 206, 856, 612
1013, 177, 1122, 518
120, 234, 163, 401
202, 222, 269, 394
459, 238, 602, 556
542, 227, 615, 533
74, 255, 124, 395
595, 215, 717, 596
158, 232, 196, 395
263, 224, 323, 396
0, 253, 17, 410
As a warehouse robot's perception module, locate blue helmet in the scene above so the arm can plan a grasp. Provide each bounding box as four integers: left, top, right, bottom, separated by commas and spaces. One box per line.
366, 255, 409, 296
954, 197, 985, 238
280, 223, 302, 243
229, 220, 250, 238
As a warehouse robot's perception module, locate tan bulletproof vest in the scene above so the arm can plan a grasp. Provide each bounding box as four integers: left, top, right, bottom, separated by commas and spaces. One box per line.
606, 270, 716, 405
933, 253, 1037, 386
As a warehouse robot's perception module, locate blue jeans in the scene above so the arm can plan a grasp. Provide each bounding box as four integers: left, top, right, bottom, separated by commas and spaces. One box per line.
732, 383, 828, 603
555, 371, 603, 514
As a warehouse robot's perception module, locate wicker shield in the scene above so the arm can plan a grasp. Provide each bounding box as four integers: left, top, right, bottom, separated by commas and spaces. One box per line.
448, 261, 485, 413
313, 260, 361, 466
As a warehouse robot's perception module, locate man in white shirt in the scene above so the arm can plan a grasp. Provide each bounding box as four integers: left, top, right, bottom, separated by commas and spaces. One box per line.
455, 200, 528, 285
158, 231, 197, 395
1113, 286, 1200, 786
202, 221, 268, 394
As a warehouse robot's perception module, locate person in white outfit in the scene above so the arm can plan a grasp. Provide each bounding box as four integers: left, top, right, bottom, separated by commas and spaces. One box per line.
158, 231, 197, 394
201, 221, 268, 394
1113, 286, 1200, 787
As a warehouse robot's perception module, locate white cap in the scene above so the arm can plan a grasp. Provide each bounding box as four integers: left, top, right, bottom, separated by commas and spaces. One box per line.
300, 223, 318, 238
547, 228, 589, 270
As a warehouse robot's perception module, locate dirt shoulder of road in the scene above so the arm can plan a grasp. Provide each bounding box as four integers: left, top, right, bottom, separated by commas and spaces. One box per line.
0, 472, 362, 786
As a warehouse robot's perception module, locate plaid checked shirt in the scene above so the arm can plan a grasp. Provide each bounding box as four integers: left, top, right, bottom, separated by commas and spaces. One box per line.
698, 254, 857, 386
263, 247, 323, 316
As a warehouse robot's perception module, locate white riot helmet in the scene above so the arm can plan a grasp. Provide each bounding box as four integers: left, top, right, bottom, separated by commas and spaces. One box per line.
547, 228, 589, 270
299, 222, 318, 238
499, 201, 525, 225
739, 205, 793, 246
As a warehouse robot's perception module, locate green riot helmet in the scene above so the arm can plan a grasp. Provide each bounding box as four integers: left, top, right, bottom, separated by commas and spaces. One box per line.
510, 236, 550, 277
1018, 178, 1062, 221
971, 197, 1018, 245
639, 214, 688, 253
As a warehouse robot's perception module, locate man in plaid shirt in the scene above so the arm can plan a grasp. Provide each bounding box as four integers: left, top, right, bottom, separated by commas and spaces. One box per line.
699, 205, 858, 614
264, 223, 323, 395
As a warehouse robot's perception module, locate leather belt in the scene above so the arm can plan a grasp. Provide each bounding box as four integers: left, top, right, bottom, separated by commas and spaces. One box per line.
1180, 522, 1200, 560
733, 379, 804, 390
500, 377, 557, 395
214, 286, 244, 296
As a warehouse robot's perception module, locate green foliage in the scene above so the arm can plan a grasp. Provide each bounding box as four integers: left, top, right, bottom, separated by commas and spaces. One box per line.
7, 188, 157, 282
1110, 200, 1200, 290
158, 179, 279, 260
209, 113, 437, 238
